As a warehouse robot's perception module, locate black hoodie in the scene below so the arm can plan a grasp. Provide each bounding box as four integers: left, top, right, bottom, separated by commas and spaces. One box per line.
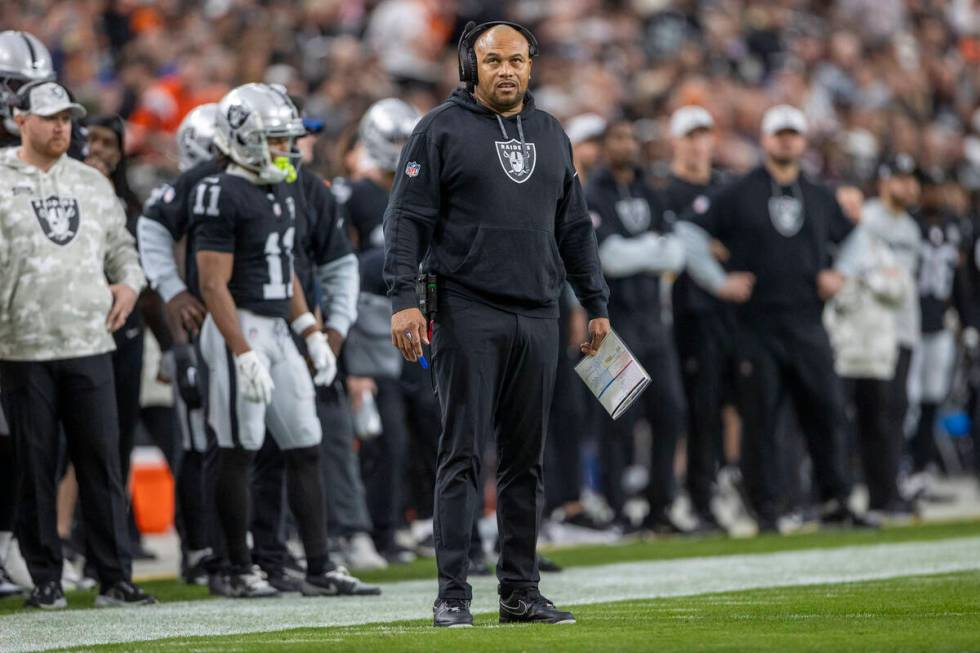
383, 89, 608, 319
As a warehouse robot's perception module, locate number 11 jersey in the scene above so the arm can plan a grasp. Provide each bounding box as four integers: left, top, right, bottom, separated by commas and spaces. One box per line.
192, 171, 300, 319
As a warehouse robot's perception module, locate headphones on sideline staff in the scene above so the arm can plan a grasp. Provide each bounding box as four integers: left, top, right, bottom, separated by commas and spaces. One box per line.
457, 20, 539, 91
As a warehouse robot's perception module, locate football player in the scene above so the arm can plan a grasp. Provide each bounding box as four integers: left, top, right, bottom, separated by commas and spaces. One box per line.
194, 84, 376, 598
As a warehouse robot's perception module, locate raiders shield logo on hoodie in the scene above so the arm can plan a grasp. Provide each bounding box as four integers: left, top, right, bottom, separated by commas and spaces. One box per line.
495, 139, 536, 184
31, 195, 80, 245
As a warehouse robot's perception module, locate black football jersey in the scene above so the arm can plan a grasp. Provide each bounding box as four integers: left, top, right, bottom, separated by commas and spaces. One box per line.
293, 168, 353, 310
336, 177, 389, 253
193, 172, 303, 319
141, 159, 224, 300
917, 216, 963, 333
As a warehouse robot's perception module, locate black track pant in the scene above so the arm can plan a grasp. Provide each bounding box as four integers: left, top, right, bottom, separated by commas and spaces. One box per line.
362, 376, 410, 552
431, 295, 557, 600
0, 354, 132, 586
674, 310, 732, 515
734, 318, 850, 522
601, 329, 685, 518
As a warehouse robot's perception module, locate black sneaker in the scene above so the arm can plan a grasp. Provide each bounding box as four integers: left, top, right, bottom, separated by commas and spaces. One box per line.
499, 589, 575, 624
208, 572, 232, 597
265, 569, 304, 593
301, 566, 381, 596
643, 510, 690, 535
25, 581, 67, 610
225, 567, 279, 598
820, 501, 880, 530
433, 598, 473, 628
0, 564, 26, 597
690, 511, 725, 535
95, 580, 157, 607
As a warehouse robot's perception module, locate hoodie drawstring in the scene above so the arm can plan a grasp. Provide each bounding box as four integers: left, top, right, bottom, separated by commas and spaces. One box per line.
495, 113, 529, 156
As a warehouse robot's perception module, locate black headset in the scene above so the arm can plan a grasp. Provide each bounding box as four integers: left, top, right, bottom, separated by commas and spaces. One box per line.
457, 20, 539, 91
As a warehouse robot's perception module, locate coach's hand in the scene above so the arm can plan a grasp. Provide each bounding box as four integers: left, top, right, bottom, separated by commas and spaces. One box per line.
391, 307, 428, 363
106, 284, 138, 332
166, 290, 207, 337
581, 318, 611, 357
717, 272, 755, 303
235, 350, 275, 404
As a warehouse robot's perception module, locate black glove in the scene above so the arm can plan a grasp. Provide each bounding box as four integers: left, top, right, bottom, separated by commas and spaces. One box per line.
174, 344, 203, 409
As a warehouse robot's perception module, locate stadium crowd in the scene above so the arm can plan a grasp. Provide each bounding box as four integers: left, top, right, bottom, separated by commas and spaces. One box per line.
1, 0, 979, 608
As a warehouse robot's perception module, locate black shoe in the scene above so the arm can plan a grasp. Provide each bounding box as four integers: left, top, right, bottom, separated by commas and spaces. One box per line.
265, 569, 304, 593
820, 501, 880, 530
433, 598, 473, 628
500, 589, 575, 624
95, 580, 157, 607
25, 581, 66, 610
537, 555, 563, 573
690, 511, 724, 535
130, 542, 158, 561
643, 510, 689, 535
181, 552, 217, 586
225, 568, 279, 598
0, 564, 26, 597
301, 566, 381, 596
557, 510, 612, 531
207, 572, 232, 597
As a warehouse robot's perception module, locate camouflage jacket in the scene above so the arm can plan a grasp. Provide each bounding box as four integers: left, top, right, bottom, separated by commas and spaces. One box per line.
0, 147, 145, 361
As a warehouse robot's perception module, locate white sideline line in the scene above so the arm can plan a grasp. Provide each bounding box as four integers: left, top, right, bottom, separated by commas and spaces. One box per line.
2, 536, 979, 652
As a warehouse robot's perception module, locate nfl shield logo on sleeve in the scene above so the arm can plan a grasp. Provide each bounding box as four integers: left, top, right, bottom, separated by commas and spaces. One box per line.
405, 161, 421, 177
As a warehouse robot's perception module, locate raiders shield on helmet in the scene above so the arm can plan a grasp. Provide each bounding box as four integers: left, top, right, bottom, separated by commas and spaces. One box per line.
31, 195, 80, 245
768, 195, 804, 237
495, 139, 536, 183
227, 104, 249, 130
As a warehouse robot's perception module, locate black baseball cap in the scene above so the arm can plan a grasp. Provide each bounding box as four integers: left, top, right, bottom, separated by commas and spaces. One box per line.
877, 152, 917, 179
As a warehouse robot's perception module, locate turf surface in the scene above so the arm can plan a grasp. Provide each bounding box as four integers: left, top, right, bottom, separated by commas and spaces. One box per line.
64, 570, 980, 652
2, 519, 979, 616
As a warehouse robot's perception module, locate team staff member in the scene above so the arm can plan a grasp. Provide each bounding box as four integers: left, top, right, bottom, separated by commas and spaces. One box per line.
663, 106, 729, 531
679, 105, 874, 531
586, 119, 687, 533
384, 22, 609, 627
0, 81, 154, 608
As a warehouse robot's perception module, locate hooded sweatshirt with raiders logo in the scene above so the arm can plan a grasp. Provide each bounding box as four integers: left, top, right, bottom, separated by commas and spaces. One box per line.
679, 165, 855, 322
383, 89, 608, 319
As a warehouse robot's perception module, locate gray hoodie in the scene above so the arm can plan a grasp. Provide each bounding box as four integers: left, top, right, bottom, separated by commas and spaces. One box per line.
0, 147, 144, 361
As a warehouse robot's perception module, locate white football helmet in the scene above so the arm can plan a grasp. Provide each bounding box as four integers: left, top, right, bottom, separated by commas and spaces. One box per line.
0, 30, 56, 133
213, 83, 305, 184
359, 98, 420, 172
176, 103, 218, 171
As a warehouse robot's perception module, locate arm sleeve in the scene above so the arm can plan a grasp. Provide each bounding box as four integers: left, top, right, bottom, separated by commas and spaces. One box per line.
555, 149, 609, 319
383, 130, 441, 313
103, 195, 146, 294
193, 180, 236, 253
676, 221, 727, 293
137, 216, 186, 302
597, 233, 686, 278
316, 252, 360, 337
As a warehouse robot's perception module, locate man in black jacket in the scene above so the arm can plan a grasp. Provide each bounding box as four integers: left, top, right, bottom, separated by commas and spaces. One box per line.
678, 105, 875, 532
586, 119, 687, 533
384, 21, 609, 628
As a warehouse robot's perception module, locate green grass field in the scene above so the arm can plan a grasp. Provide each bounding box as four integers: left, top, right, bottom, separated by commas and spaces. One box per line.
58, 571, 980, 652
4, 520, 980, 652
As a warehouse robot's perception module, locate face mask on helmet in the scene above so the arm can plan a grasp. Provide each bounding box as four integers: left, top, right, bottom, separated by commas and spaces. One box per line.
359, 98, 421, 172
176, 103, 218, 171
215, 84, 305, 184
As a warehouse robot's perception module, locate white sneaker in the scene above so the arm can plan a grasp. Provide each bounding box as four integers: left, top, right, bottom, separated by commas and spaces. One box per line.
0, 564, 25, 597
226, 566, 279, 598
344, 533, 387, 570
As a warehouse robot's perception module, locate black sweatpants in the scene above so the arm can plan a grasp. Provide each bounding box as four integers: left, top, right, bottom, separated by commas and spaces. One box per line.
601, 327, 685, 518
674, 310, 733, 516
0, 354, 132, 586
544, 296, 583, 513
734, 318, 850, 523
362, 376, 410, 552
431, 295, 558, 600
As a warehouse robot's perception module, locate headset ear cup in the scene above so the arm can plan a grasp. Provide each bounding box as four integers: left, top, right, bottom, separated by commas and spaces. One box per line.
468, 47, 478, 87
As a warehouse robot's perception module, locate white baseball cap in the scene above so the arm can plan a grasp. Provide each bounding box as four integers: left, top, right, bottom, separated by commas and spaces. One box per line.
761, 105, 806, 136
20, 81, 86, 119
669, 106, 714, 138
565, 113, 607, 145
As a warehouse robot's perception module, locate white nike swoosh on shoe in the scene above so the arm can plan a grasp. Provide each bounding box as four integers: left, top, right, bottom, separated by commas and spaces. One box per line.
499, 599, 529, 615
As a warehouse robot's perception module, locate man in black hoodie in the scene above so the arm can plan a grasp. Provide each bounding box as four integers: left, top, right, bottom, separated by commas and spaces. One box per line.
383, 21, 609, 628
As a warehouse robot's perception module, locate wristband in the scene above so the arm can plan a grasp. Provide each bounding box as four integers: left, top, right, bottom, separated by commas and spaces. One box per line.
291, 312, 317, 336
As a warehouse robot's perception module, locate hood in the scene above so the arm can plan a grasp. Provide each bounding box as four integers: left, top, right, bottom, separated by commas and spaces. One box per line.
448, 88, 538, 154
448, 88, 537, 118
0, 146, 67, 174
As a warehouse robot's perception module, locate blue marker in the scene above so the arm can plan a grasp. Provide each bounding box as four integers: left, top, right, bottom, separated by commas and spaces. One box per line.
419, 354, 429, 369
